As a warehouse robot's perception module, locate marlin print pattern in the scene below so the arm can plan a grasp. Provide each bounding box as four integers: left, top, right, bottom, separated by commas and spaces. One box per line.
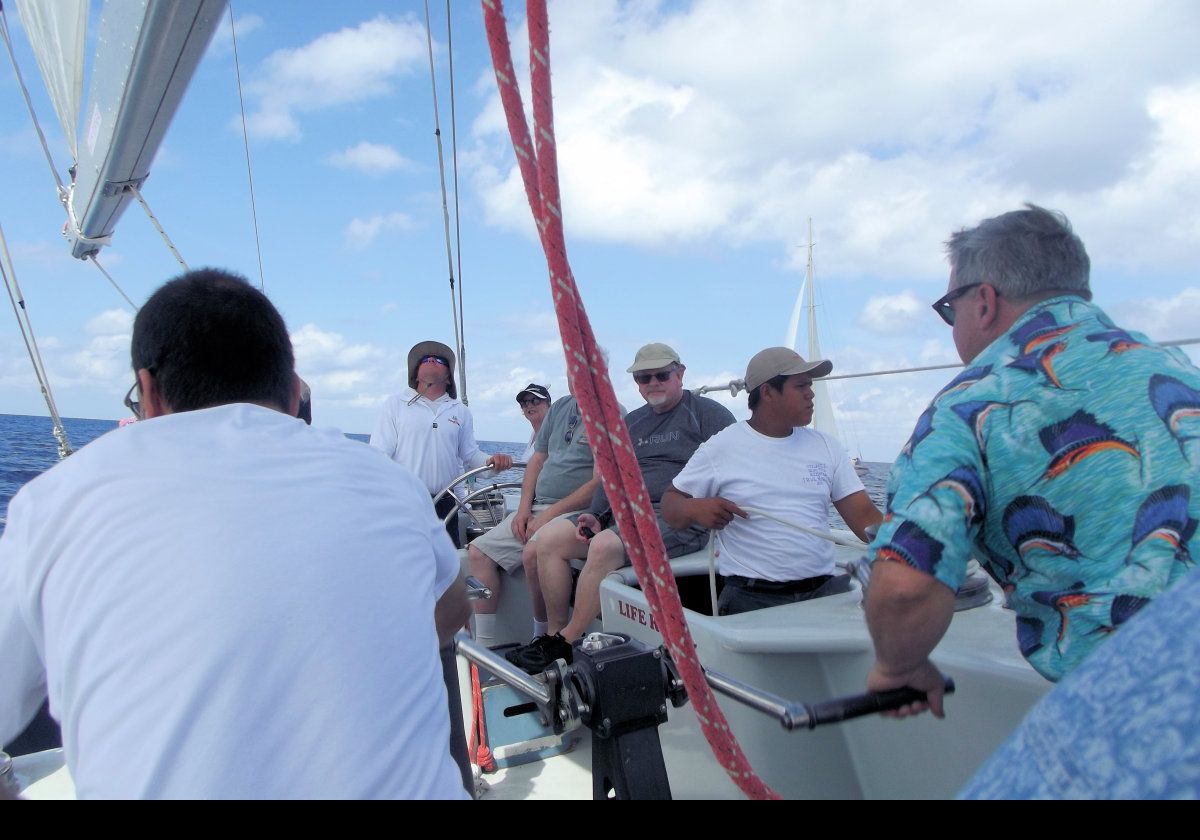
1007, 340, 1068, 388
1010, 311, 1076, 354
1038, 410, 1140, 479
1016, 616, 1045, 659
1109, 594, 1150, 628
1148, 374, 1200, 450
1031, 581, 1097, 652
900, 404, 936, 460
920, 465, 988, 525
1127, 485, 1197, 567
950, 399, 1026, 452
933, 365, 993, 403
873, 520, 944, 576
1003, 496, 1083, 560
1086, 328, 1144, 355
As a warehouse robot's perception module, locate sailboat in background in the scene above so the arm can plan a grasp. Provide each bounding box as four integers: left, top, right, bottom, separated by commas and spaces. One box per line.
784, 219, 868, 475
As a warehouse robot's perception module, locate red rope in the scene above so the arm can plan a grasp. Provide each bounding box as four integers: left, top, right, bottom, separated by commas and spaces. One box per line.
480, 0, 779, 800
469, 663, 496, 773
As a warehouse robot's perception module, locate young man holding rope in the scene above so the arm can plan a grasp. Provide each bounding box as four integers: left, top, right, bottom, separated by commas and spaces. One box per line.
662, 347, 882, 615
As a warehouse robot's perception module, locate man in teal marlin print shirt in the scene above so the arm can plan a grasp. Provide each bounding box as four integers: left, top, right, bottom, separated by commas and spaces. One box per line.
864, 204, 1200, 715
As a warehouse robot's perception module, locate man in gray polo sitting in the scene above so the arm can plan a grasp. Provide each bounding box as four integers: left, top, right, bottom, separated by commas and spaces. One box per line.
468, 377, 621, 647
509, 343, 735, 672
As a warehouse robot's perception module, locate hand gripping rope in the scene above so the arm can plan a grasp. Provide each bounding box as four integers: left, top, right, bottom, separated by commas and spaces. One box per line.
481, 0, 778, 799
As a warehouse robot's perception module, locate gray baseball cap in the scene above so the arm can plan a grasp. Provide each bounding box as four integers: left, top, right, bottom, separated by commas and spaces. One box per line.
626, 342, 681, 373
744, 347, 832, 392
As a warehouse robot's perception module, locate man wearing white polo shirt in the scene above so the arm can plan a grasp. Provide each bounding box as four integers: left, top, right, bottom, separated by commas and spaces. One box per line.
662, 347, 882, 615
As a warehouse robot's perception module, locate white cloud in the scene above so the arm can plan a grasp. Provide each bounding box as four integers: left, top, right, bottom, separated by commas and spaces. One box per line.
293, 324, 385, 373
1110, 287, 1200, 344
326, 141, 413, 173
344, 212, 417, 250
243, 16, 428, 140
210, 13, 264, 54
290, 323, 398, 410
858, 291, 925, 332
472, 0, 1199, 277
84, 309, 134, 336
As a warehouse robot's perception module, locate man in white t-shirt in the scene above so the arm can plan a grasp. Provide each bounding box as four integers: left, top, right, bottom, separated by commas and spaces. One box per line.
0, 269, 470, 799
662, 347, 882, 615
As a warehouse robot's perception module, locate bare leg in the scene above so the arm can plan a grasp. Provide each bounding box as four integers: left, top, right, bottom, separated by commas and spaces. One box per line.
560, 530, 627, 642
536, 519, 590, 635
467, 543, 501, 616
520, 541, 547, 623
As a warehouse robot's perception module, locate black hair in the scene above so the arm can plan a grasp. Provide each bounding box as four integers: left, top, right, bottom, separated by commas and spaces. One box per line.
747, 373, 789, 411
132, 268, 294, 412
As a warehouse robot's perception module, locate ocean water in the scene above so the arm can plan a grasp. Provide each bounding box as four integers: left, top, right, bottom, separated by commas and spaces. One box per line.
0, 413, 891, 536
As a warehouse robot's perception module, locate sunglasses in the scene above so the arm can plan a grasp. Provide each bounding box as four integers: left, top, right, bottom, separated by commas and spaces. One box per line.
124, 381, 143, 420
518, 397, 546, 407
419, 355, 449, 367
633, 366, 679, 385
931, 283, 988, 326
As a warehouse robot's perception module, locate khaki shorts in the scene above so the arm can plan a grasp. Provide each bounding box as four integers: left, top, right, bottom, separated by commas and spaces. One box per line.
469, 505, 581, 572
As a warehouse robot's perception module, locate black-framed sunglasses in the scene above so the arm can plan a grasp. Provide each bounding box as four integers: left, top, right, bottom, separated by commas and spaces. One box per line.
518, 397, 546, 408
931, 283, 990, 326
418, 354, 449, 367
633, 365, 679, 385
564, 412, 581, 443
123, 381, 143, 420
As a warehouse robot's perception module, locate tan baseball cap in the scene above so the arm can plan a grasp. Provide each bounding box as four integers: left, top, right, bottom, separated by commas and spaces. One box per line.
626, 342, 681, 373
744, 347, 832, 392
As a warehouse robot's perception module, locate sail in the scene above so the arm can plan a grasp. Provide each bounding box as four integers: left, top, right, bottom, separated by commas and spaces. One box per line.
66, 0, 227, 259
14, 0, 87, 162
805, 267, 841, 441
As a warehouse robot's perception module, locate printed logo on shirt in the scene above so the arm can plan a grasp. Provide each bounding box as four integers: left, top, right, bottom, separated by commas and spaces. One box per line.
637, 430, 680, 447
803, 463, 830, 485
447, 416, 462, 426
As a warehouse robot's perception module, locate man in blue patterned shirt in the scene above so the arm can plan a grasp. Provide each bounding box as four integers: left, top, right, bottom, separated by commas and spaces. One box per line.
864, 205, 1200, 715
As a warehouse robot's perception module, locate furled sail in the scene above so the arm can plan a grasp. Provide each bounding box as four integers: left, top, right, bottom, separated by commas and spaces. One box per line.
13, 0, 86, 163
63, 0, 226, 259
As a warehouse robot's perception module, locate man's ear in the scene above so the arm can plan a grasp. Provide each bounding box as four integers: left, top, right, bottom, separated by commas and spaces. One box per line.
977, 283, 1001, 330
287, 372, 302, 418
137, 368, 170, 418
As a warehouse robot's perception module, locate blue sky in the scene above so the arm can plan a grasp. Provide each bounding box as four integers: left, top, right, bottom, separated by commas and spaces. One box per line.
2, 0, 1197, 460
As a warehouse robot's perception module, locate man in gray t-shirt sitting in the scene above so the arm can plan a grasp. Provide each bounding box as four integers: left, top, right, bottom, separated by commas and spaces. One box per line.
468, 380, 620, 647
507, 343, 735, 673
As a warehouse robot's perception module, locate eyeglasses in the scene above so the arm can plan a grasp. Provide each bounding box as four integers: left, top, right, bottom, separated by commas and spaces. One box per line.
419, 355, 449, 367
518, 397, 546, 408
564, 413, 580, 443
123, 381, 143, 420
633, 366, 679, 385
931, 283, 988, 326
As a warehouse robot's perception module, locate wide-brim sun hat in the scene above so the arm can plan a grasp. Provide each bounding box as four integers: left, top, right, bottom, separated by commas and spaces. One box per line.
408, 340, 457, 398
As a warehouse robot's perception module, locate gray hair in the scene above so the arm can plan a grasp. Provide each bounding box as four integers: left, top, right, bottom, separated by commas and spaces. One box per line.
945, 204, 1091, 301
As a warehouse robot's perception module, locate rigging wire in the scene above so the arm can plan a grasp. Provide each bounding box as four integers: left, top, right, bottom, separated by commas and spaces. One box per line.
423, 0, 468, 403
129, 183, 189, 272
0, 219, 73, 459
227, 2, 266, 291
86, 255, 137, 311
0, 1, 67, 203
446, 0, 467, 397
